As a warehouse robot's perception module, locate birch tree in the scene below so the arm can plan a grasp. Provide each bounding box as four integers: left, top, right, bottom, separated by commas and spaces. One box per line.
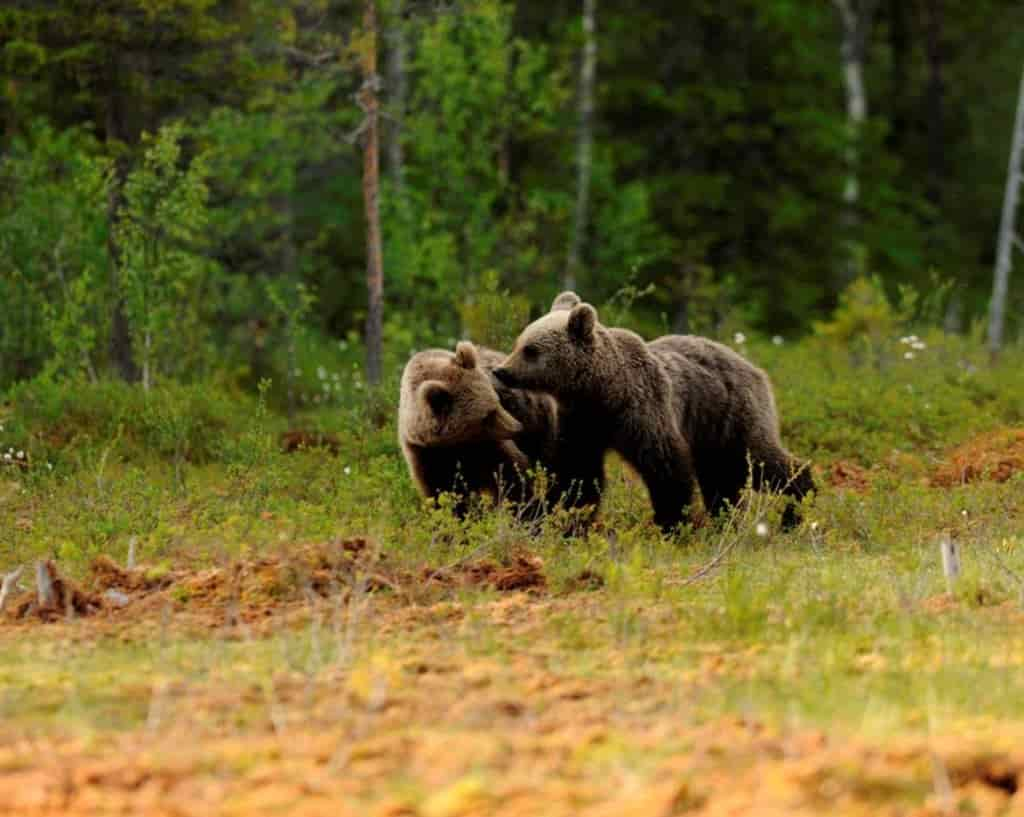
832, 0, 877, 290
988, 64, 1024, 358
386, 0, 407, 191
565, 0, 596, 293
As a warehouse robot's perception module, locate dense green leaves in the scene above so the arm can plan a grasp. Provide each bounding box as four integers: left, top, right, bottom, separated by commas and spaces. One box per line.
1, 0, 1023, 390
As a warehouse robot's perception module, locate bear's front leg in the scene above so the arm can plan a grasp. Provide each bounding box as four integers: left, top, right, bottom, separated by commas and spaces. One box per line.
627, 432, 696, 533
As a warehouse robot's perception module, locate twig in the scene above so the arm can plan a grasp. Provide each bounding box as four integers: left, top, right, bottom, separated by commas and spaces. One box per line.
678, 536, 742, 588
0, 566, 24, 612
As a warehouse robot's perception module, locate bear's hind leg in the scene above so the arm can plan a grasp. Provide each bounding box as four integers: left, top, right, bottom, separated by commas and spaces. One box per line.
749, 446, 815, 529
695, 448, 748, 519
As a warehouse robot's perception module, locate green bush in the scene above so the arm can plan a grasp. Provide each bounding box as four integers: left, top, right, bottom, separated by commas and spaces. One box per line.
4, 376, 260, 465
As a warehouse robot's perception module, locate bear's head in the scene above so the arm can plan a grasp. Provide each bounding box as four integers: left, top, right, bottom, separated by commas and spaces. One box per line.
400, 341, 524, 447
493, 293, 598, 398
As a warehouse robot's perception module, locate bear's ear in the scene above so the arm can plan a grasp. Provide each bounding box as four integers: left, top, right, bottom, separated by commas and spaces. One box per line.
567, 303, 597, 342
454, 341, 478, 370
419, 381, 453, 416
550, 291, 581, 312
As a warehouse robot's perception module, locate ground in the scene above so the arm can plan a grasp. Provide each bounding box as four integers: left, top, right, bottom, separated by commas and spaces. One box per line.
2, 340, 1024, 816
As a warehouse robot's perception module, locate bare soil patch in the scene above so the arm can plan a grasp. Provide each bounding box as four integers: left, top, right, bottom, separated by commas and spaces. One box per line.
1, 540, 550, 629
931, 428, 1024, 487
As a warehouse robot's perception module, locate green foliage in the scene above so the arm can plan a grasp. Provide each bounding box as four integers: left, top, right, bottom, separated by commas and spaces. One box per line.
0, 123, 113, 381
116, 123, 217, 388
458, 271, 531, 351
2, 0, 1024, 389
387, 0, 568, 327
4, 376, 260, 467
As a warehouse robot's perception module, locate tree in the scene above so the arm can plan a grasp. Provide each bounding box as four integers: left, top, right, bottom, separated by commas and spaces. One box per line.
566, 0, 597, 292
362, 0, 385, 386
988, 63, 1024, 358
387, 0, 408, 191
833, 0, 878, 289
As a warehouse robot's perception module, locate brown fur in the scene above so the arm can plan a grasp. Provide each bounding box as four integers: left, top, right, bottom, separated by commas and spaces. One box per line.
494, 293, 814, 532
398, 341, 557, 517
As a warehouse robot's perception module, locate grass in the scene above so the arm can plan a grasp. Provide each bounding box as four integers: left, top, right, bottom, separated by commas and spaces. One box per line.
1, 332, 1024, 814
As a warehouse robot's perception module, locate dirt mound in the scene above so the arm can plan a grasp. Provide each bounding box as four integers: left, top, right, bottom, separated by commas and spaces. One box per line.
89, 555, 179, 592
6, 561, 103, 621
827, 460, 873, 492
2, 541, 552, 626
425, 552, 546, 593
931, 428, 1024, 487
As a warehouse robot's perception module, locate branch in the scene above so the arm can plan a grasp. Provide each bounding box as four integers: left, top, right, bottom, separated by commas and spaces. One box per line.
280, 46, 339, 68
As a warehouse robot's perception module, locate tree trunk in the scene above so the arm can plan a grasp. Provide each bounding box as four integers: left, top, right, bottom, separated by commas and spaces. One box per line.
988, 64, 1024, 359
386, 0, 407, 191
922, 0, 947, 223
833, 0, 875, 292
362, 0, 384, 386
565, 0, 596, 293
281, 197, 298, 418
105, 76, 140, 384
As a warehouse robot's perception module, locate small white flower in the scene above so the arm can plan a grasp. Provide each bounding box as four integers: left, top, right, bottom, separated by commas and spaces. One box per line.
733, 332, 746, 345
903, 351, 915, 360
961, 509, 968, 517
810, 521, 819, 532
909, 334, 919, 343
343, 466, 352, 476
15, 451, 24, 460
2, 453, 10, 462
900, 336, 910, 344
755, 522, 769, 537
772, 335, 783, 346
317, 366, 327, 380
912, 341, 926, 351
0, 424, 4, 432
46, 462, 53, 471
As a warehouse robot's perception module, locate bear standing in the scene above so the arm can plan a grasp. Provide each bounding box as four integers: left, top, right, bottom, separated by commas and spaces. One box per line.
493, 294, 814, 532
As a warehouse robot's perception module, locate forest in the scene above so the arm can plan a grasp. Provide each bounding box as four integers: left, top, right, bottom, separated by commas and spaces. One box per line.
3, 0, 1024, 394
4, 3, 1024, 816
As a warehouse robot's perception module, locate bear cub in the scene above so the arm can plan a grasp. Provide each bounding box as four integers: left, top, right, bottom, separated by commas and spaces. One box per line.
398, 341, 558, 517
494, 293, 814, 531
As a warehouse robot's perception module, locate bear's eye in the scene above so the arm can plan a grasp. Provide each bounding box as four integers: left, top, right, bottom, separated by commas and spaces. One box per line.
523, 344, 539, 361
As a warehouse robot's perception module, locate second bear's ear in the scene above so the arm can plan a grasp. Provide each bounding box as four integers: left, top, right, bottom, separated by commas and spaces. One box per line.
550, 291, 581, 312
419, 381, 453, 416
567, 303, 597, 342
454, 341, 478, 369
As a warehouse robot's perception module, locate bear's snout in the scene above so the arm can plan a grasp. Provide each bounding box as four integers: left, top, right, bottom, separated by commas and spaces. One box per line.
492, 368, 517, 387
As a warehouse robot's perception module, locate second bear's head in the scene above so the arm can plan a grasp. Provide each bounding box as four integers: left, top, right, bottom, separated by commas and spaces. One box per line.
400, 341, 524, 447
493, 292, 599, 397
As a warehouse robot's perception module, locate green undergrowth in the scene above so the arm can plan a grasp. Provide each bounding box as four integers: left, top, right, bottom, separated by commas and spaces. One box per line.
1, 335, 1024, 747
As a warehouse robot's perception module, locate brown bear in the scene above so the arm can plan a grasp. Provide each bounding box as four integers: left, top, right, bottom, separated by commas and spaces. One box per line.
398, 341, 559, 517
493, 293, 814, 532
